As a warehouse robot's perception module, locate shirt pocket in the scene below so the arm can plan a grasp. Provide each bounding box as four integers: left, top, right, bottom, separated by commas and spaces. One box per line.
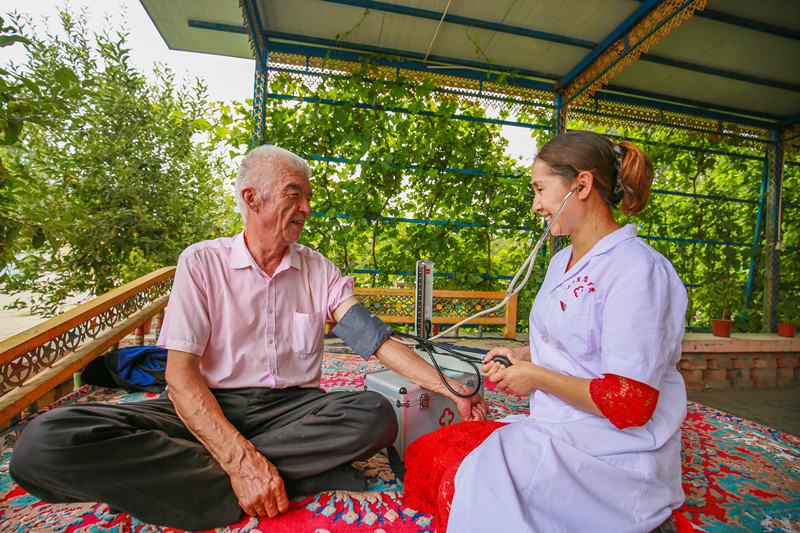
551, 300, 592, 357
292, 311, 324, 356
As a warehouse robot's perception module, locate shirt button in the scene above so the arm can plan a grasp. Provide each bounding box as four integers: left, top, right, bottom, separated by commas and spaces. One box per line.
268, 339, 273, 344
541, 335, 549, 343
550, 292, 556, 300
271, 368, 276, 373
268, 309, 273, 314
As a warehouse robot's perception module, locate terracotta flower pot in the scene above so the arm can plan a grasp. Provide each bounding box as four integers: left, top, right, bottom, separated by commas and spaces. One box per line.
777, 323, 796, 338
711, 318, 734, 337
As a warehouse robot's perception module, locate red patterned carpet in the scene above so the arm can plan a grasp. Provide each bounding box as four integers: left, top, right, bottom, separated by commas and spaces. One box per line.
1, 353, 799, 532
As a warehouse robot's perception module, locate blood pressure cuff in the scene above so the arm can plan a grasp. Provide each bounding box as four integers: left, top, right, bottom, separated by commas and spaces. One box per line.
331, 303, 394, 360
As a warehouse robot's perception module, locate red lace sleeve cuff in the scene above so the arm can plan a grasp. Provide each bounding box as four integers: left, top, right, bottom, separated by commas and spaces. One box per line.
589, 374, 659, 430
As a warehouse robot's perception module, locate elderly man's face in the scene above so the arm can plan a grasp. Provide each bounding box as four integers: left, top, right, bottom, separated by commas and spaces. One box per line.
248, 162, 312, 246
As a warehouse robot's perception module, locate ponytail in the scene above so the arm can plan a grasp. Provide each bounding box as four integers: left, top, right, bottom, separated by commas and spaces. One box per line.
615, 141, 653, 216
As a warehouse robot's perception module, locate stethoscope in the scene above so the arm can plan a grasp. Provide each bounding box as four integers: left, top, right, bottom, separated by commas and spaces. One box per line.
391, 185, 581, 398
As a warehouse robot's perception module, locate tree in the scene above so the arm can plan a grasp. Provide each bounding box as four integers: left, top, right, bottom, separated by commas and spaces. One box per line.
1, 8, 237, 313
0, 13, 76, 277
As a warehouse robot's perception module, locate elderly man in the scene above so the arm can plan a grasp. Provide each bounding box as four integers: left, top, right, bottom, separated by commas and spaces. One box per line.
10, 145, 486, 531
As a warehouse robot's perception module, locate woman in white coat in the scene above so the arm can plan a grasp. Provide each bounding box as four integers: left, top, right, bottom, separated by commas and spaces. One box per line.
404, 131, 690, 533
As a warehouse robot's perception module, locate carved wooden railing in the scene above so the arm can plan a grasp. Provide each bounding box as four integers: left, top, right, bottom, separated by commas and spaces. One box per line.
0, 267, 175, 428
352, 287, 518, 339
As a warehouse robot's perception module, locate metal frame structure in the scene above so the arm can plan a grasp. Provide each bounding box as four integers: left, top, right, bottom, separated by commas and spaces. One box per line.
142, 0, 799, 332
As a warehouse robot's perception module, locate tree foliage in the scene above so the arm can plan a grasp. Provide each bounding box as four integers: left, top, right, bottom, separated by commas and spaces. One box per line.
0, 8, 237, 313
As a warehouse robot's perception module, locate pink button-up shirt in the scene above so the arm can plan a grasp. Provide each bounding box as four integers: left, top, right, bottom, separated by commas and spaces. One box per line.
158, 233, 354, 389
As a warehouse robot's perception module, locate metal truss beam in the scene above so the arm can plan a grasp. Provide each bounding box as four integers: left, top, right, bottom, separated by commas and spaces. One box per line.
185, 19, 785, 130
267, 38, 780, 131
240, 0, 268, 69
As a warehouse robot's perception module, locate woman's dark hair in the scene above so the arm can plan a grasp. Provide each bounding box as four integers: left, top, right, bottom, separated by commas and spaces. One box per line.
535, 131, 654, 215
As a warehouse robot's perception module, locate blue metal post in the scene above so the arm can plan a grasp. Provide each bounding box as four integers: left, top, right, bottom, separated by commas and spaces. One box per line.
744, 159, 769, 311
252, 52, 268, 148
762, 134, 784, 332
552, 94, 569, 254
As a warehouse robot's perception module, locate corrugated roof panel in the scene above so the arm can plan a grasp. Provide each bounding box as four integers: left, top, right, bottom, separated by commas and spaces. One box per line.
707, 0, 800, 30
614, 61, 800, 118
142, 0, 251, 58
648, 16, 800, 84
139, 0, 800, 123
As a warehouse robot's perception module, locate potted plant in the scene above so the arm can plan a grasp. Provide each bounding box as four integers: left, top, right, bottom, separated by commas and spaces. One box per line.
711, 279, 734, 337
776, 297, 797, 338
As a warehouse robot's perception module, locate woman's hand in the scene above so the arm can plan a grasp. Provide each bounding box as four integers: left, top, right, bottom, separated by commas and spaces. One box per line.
485, 345, 531, 364
482, 355, 540, 396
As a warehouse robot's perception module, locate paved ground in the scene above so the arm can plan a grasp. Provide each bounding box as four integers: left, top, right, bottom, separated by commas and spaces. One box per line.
3, 300, 798, 437
0, 290, 87, 342
0, 292, 46, 342
687, 388, 800, 437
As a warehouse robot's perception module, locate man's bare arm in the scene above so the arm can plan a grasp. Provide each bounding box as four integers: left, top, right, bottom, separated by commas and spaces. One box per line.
165, 350, 289, 518
332, 297, 487, 421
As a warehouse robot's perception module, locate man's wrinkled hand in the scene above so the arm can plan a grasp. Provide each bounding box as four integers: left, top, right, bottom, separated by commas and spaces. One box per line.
228, 451, 289, 519
451, 381, 488, 422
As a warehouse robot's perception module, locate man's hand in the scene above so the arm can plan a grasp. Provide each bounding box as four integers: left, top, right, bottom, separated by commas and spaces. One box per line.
225, 445, 289, 518
482, 355, 540, 396
448, 379, 489, 421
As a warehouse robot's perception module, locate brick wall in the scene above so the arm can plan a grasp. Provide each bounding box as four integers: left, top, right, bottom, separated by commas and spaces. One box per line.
680, 334, 800, 390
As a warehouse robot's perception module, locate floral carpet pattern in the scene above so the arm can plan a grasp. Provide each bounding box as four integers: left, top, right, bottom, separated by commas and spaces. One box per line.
1, 352, 798, 532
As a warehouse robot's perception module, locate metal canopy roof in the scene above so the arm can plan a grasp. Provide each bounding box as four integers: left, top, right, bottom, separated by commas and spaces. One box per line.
139, 0, 800, 136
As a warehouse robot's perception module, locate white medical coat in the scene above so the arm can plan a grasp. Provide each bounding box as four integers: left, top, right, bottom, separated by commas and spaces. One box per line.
448, 225, 688, 533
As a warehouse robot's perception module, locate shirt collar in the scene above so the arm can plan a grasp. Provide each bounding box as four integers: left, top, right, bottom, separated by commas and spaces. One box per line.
230, 233, 302, 274
553, 224, 639, 281
588, 224, 638, 257
230, 232, 254, 270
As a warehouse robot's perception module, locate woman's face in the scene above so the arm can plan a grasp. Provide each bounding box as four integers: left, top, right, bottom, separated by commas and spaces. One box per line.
530, 160, 576, 236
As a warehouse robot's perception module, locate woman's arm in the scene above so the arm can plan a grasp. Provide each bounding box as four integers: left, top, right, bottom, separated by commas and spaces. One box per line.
484, 356, 601, 416
484, 357, 659, 427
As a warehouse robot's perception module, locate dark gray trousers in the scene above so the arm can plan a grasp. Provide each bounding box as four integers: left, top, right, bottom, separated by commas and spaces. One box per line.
9, 387, 397, 531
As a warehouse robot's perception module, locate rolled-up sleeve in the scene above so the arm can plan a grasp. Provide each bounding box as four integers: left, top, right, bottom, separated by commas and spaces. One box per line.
325, 265, 354, 321
157, 250, 212, 356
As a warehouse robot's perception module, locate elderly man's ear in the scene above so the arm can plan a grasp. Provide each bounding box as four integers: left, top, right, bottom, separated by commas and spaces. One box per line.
242, 188, 260, 213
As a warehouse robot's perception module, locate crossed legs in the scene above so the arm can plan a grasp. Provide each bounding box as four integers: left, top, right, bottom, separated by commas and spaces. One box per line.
9, 388, 397, 531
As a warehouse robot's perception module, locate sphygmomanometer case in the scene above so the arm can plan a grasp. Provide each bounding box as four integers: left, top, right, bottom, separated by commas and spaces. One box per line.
364, 367, 483, 459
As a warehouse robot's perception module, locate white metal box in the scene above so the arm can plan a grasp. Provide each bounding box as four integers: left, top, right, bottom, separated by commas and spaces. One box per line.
364, 366, 483, 459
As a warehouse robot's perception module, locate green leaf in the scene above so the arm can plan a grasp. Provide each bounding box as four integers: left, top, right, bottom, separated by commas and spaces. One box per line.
0, 35, 32, 48
0, 118, 21, 145
54, 66, 80, 88
31, 228, 46, 248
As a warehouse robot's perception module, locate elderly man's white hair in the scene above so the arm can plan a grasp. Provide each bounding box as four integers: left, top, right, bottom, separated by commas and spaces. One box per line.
234, 145, 311, 224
